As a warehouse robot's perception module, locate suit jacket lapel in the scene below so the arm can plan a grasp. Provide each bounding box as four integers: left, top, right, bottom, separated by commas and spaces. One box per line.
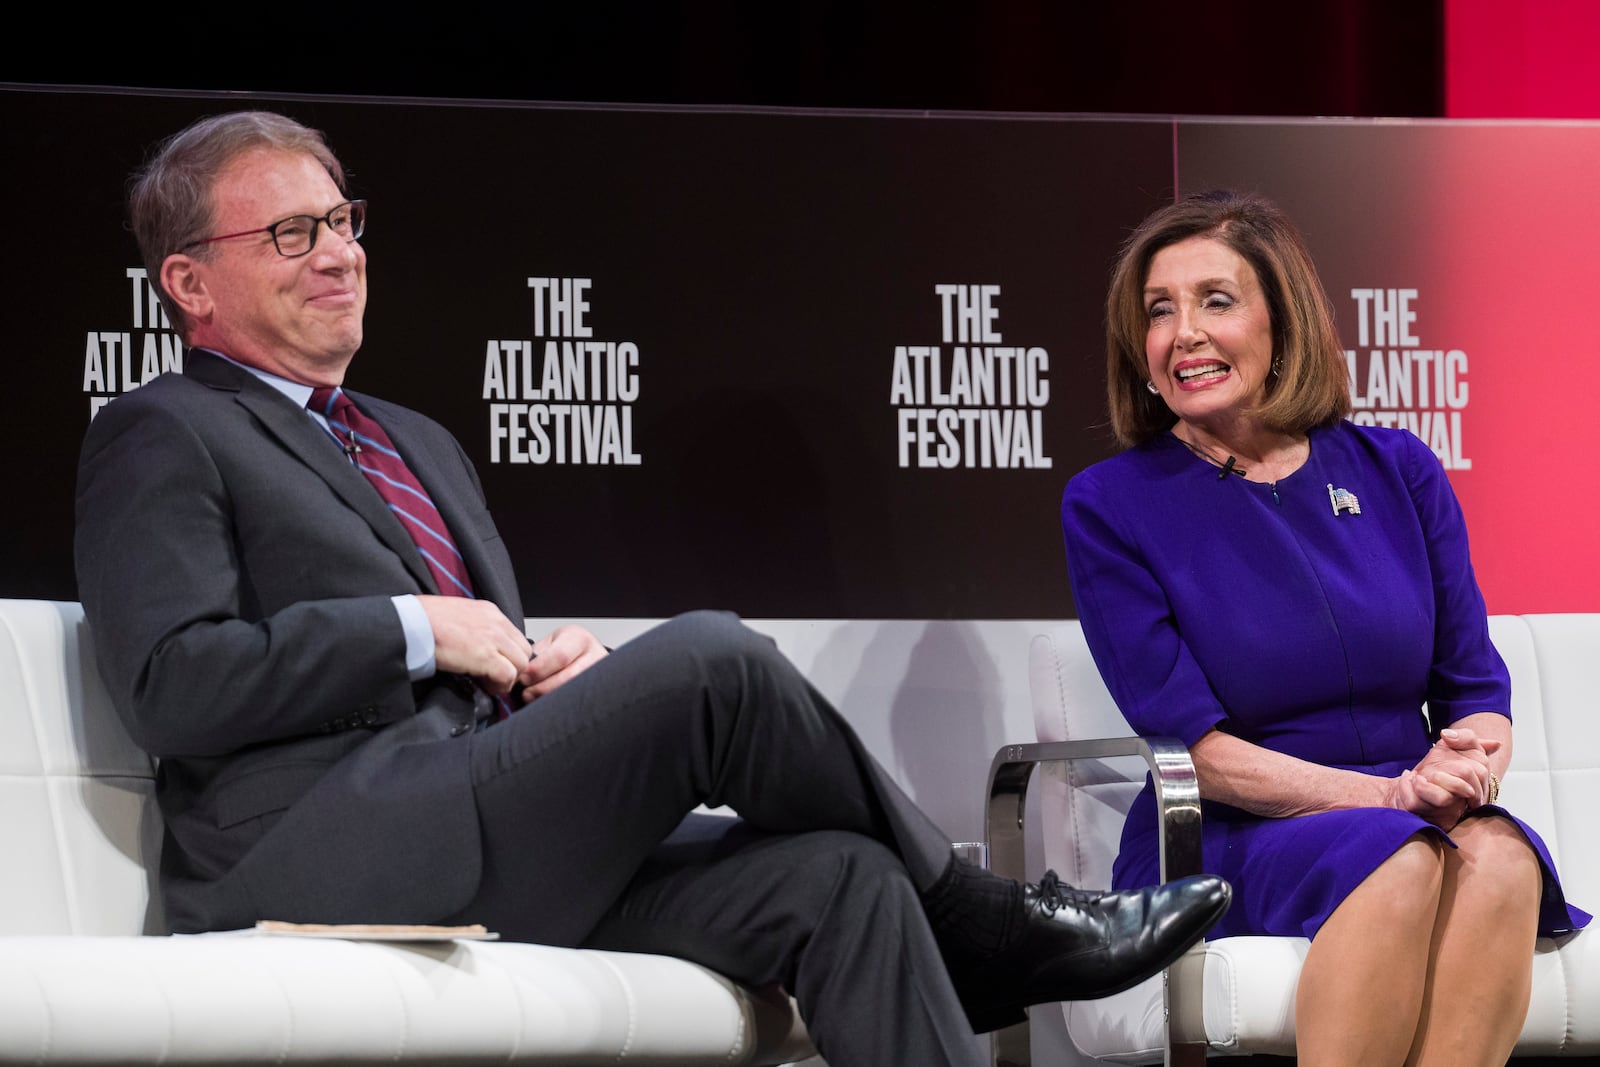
186, 352, 439, 594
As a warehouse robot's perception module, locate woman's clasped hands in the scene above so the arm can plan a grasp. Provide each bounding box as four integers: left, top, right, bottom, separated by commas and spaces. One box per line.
1387, 727, 1501, 830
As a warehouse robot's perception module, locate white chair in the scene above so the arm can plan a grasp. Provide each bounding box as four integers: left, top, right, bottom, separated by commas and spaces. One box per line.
986, 615, 1598, 1065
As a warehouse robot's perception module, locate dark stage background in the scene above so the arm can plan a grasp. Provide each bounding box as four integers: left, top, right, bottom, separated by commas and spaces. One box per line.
5, 85, 1597, 618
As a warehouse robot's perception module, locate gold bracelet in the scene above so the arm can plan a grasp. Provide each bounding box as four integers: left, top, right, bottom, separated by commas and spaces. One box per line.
1487, 772, 1501, 805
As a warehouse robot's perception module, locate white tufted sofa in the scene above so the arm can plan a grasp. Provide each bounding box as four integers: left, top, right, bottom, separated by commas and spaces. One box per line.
0, 599, 819, 1066
989, 614, 1599, 1065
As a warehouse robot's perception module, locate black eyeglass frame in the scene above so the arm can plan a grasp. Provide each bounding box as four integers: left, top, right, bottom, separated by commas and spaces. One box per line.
178, 200, 367, 258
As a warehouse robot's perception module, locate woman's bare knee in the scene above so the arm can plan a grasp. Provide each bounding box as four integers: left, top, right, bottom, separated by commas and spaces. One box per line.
1445, 815, 1540, 910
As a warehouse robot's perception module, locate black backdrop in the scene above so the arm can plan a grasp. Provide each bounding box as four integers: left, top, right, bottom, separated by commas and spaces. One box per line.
4, 88, 1169, 618
13, 84, 1595, 620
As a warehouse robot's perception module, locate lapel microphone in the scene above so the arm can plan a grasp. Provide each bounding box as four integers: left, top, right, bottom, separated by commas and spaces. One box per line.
1219, 455, 1238, 480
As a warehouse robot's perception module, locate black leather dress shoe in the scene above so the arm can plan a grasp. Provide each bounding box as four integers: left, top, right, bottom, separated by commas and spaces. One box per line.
955, 870, 1231, 1033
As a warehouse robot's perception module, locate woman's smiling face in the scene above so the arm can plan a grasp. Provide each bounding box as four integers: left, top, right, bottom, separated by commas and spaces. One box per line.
1143, 235, 1275, 432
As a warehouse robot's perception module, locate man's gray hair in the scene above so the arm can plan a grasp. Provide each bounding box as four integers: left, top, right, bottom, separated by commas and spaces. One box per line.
129, 111, 347, 339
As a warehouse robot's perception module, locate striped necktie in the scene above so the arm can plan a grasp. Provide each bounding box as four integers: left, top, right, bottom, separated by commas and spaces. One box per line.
309, 386, 476, 599
309, 386, 514, 721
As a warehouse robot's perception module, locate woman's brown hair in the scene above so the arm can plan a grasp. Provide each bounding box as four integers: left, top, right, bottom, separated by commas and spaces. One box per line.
1104, 190, 1351, 447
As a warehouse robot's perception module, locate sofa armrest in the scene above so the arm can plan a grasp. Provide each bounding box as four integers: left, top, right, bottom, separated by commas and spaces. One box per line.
983, 737, 1206, 1067
985, 737, 1201, 882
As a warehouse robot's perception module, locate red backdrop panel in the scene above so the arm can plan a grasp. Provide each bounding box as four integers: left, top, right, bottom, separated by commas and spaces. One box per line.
1447, 0, 1600, 118
1180, 121, 1600, 614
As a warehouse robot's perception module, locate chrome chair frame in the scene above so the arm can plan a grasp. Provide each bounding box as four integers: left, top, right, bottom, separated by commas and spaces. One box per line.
984, 737, 1207, 1067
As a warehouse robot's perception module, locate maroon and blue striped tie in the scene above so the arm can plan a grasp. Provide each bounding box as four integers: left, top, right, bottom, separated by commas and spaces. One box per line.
309, 386, 476, 598
309, 387, 515, 719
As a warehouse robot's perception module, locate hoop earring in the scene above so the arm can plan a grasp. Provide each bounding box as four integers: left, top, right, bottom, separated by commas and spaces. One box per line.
1145, 381, 1159, 395
1270, 359, 1283, 380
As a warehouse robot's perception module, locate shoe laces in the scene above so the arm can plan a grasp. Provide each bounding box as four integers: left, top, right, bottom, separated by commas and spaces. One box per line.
1034, 869, 1100, 915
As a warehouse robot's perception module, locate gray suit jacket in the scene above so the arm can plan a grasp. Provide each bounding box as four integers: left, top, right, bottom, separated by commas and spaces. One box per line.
75, 351, 524, 932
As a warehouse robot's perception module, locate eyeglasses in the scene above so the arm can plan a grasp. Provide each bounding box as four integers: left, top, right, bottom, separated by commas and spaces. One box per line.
180, 200, 367, 258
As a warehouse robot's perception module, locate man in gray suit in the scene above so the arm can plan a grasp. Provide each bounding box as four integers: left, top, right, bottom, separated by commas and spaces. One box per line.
75, 110, 1228, 1066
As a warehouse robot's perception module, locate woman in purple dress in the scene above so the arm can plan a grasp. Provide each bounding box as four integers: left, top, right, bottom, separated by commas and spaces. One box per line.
1061, 191, 1588, 1066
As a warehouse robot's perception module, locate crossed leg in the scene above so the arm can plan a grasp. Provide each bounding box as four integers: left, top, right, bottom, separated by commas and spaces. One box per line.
1295, 834, 1446, 1066
1408, 814, 1540, 1066
447, 611, 981, 1065
1294, 817, 1541, 1067
583, 815, 985, 1067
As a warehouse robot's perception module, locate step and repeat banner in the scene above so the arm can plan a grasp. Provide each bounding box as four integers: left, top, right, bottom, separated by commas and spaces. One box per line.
4, 88, 1596, 617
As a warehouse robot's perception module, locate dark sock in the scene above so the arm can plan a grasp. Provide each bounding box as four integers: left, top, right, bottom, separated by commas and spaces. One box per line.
920, 857, 1026, 964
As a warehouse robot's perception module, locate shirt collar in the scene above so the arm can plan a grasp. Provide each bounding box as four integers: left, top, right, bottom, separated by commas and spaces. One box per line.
195, 348, 318, 409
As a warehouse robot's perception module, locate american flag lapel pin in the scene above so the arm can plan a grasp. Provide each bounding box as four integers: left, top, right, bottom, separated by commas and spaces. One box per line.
1327, 483, 1361, 516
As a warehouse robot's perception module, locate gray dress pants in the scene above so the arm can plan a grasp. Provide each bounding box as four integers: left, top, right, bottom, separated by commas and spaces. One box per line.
449, 610, 984, 1066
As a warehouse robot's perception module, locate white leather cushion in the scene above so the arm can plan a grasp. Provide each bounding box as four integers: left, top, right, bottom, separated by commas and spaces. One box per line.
1064, 937, 1306, 1061
0, 934, 813, 1064
0, 600, 160, 936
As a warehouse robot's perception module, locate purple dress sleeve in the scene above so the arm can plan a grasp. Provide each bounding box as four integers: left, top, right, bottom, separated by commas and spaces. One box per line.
1395, 430, 1515, 727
